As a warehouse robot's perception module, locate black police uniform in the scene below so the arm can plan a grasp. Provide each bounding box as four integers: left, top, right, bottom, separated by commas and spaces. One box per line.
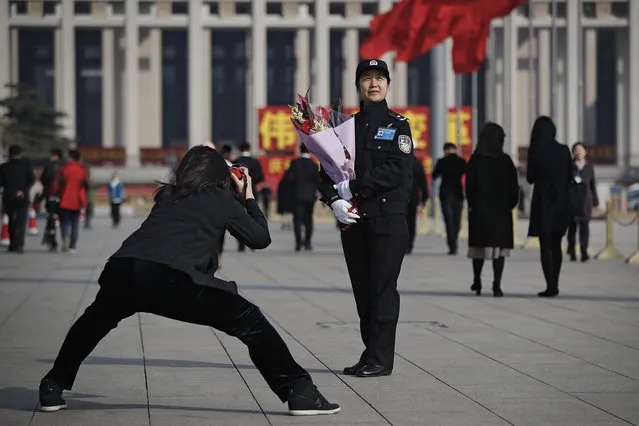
319, 92, 414, 376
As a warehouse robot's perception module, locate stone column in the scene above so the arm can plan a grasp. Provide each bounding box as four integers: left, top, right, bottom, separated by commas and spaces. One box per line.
138, 28, 162, 148
188, 0, 203, 147
293, 5, 310, 97
0, 1, 9, 104
616, 29, 629, 169
313, 0, 330, 106
583, 29, 597, 144
250, 0, 267, 146
124, 0, 140, 166
342, 2, 361, 108
504, 14, 519, 161
554, 30, 567, 143
378, 0, 394, 106
537, 28, 551, 116
629, 2, 639, 167
493, 28, 505, 126
565, 0, 580, 146
60, 0, 75, 140
102, 29, 115, 148
444, 38, 455, 111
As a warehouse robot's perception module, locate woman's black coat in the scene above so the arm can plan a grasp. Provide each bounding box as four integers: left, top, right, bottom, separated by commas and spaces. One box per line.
104, 187, 270, 294
527, 141, 573, 237
466, 152, 520, 248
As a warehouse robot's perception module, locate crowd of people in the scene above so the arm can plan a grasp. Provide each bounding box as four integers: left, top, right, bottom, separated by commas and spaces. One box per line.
0, 57, 602, 418
0, 147, 128, 254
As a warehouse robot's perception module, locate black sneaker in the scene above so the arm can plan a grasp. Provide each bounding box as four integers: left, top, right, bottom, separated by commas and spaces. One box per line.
288, 384, 341, 416
39, 378, 67, 412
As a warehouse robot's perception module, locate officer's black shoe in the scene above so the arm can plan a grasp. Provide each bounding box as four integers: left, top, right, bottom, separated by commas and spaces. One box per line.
538, 289, 559, 297
39, 378, 67, 412
288, 383, 341, 416
356, 364, 392, 377
343, 360, 366, 375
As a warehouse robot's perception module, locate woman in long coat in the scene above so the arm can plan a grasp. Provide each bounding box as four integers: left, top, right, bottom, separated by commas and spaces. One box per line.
466, 123, 520, 297
567, 142, 599, 262
527, 116, 573, 297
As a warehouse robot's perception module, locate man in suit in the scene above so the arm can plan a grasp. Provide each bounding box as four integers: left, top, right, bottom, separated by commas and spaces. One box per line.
406, 155, 429, 254
0, 145, 36, 253
233, 142, 265, 252
288, 145, 319, 251
432, 142, 466, 255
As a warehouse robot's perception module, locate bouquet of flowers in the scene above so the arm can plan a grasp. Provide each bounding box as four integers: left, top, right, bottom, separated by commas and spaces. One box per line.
289, 91, 358, 229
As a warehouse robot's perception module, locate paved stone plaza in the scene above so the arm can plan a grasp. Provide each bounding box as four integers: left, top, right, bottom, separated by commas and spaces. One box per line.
1, 214, 638, 426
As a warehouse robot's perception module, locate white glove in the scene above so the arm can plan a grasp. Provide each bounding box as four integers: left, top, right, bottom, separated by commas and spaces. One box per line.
335, 180, 353, 201
331, 199, 360, 225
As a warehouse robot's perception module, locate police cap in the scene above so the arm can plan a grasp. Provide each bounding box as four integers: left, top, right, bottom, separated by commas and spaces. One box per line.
355, 59, 391, 86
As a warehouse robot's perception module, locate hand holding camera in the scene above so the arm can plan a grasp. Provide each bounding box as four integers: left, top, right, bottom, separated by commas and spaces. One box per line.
229, 166, 254, 200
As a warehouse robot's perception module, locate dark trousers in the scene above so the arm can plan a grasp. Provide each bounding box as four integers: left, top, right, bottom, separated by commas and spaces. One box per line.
44, 258, 311, 402
44, 200, 59, 249
340, 215, 408, 369
58, 208, 80, 249
567, 217, 590, 258
293, 201, 315, 248
440, 197, 463, 252
405, 203, 418, 253
84, 203, 94, 228
539, 232, 564, 292
110, 202, 121, 226
5, 203, 28, 250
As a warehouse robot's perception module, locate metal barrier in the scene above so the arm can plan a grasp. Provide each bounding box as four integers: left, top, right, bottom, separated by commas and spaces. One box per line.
595, 199, 637, 261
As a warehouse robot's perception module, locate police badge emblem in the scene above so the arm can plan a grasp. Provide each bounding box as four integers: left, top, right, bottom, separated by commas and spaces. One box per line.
398, 135, 412, 154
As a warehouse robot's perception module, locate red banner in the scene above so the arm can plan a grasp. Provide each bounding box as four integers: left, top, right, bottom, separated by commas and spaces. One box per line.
78, 147, 126, 166
140, 147, 188, 165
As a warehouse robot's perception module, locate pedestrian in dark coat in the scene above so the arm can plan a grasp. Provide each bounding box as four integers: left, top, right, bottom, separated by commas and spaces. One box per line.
526, 116, 573, 297
466, 123, 519, 297
277, 168, 295, 230
566, 142, 599, 262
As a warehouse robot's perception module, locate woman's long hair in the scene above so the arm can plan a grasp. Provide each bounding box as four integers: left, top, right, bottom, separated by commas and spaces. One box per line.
154, 145, 232, 202
527, 116, 557, 169
475, 122, 505, 156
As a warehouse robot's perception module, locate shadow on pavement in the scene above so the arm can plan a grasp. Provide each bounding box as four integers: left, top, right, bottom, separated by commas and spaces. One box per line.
0, 387, 286, 415
38, 357, 331, 374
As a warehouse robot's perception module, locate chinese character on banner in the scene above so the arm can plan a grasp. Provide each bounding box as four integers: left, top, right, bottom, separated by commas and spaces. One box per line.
258, 107, 298, 154
398, 108, 429, 152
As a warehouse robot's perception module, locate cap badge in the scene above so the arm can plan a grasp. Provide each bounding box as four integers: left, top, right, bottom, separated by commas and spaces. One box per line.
369, 60, 378, 66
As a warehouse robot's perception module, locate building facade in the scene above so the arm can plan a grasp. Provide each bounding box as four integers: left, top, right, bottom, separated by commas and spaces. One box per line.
0, 0, 638, 179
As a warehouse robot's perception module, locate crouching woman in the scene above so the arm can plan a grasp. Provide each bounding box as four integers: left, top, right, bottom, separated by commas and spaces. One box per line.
38, 145, 340, 416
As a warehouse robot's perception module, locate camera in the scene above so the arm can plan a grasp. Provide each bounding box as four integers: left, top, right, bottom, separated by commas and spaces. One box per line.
229, 166, 245, 180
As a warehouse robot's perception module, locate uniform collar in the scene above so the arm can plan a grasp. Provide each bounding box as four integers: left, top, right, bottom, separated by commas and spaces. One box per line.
359, 99, 389, 121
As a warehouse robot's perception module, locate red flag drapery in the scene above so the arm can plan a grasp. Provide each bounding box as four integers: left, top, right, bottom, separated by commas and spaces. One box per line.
358, 0, 526, 74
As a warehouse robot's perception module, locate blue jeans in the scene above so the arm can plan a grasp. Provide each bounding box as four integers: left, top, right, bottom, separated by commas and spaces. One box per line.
58, 208, 80, 249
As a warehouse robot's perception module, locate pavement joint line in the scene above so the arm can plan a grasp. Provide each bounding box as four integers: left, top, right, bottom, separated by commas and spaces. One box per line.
410, 315, 639, 426
0, 281, 44, 334
410, 291, 639, 381
209, 328, 272, 425
261, 311, 394, 426
524, 297, 639, 328
137, 313, 152, 426
393, 352, 518, 426
456, 292, 639, 352
242, 260, 345, 323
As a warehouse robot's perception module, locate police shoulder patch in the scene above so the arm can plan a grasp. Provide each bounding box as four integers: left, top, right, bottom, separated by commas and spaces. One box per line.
388, 110, 408, 121
398, 135, 412, 154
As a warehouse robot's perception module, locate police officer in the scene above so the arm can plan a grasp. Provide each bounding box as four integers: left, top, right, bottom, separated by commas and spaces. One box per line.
318, 59, 414, 377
